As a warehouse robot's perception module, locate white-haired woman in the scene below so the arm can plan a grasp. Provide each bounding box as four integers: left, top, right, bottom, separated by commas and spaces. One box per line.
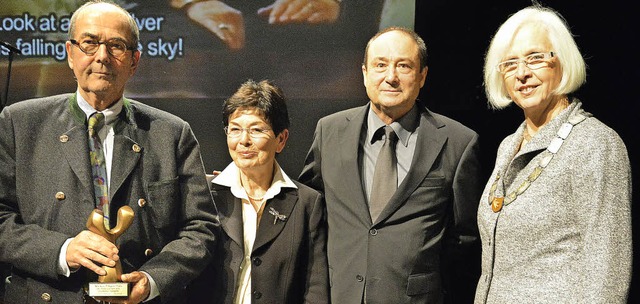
475, 5, 632, 304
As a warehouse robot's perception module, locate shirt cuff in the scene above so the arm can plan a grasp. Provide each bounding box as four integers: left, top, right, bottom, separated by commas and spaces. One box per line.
57, 238, 75, 277
142, 271, 159, 302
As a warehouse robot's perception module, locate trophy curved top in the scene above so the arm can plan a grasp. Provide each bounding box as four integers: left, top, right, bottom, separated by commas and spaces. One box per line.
86, 209, 109, 237
86, 206, 135, 241
111, 205, 134, 236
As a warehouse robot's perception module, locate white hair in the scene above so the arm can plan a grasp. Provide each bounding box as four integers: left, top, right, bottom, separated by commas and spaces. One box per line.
483, 5, 586, 109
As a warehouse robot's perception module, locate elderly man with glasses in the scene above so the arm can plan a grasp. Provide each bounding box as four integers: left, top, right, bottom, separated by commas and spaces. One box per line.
0, 1, 219, 303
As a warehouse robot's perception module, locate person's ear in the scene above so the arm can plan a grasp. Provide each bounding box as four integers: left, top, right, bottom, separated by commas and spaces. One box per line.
129, 50, 141, 73
419, 66, 428, 88
66, 41, 74, 70
275, 129, 289, 153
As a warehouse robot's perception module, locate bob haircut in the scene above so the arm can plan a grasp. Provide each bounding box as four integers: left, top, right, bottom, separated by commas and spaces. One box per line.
222, 79, 290, 136
483, 5, 586, 109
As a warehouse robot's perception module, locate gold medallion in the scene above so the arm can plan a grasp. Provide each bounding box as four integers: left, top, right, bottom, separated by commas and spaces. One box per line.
491, 197, 504, 213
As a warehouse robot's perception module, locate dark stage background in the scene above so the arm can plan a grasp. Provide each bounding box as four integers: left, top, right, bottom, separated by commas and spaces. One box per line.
1, 0, 637, 302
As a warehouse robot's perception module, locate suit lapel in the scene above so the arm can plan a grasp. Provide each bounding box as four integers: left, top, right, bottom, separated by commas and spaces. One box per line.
108, 104, 142, 199
253, 189, 298, 252
374, 108, 447, 224
216, 189, 244, 247
109, 134, 142, 198
60, 94, 92, 194
337, 106, 371, 220
60, 124, 93, 194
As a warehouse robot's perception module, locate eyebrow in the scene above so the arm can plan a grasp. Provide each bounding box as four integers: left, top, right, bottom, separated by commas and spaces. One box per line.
77, 32, 99, 39
504, 50, 546, 59
372, 56, 414, 62
228, 121, 270, 126
371, 57, 416, 68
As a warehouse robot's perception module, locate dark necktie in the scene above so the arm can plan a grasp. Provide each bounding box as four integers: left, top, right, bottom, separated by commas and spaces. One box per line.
369, 125, 398, 222
88, 112, 110, 229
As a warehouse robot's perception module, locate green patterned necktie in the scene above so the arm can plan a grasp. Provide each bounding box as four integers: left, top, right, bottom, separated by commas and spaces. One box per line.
88, 112, 110, 229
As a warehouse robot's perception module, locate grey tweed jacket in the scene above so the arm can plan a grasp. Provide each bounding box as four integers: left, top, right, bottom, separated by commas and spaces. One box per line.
475, 100, 632, 304
0, 93, 219, 304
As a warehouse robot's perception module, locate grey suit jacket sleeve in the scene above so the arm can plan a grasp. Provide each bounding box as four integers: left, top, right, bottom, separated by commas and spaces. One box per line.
436, 124, 482, 304
0, 105, 72, 280
136, 120, 219, 302
298, 119, 324, 192
450, 132, 482, 247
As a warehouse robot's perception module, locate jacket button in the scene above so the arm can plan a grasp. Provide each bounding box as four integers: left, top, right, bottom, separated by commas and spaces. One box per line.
41, 293, 52, 302
59, 134, 69, 143
356, 275, 364, 282
369, 228, 378, 236
253, 291, 262, 299
253, 257, 262, 266
55, 192, 65, 201
145, 249, 153, 257
132, 144, 142, 153
138, 198, 147, 207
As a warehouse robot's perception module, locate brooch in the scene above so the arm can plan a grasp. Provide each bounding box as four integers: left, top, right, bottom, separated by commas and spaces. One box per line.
268, 207, 287, 225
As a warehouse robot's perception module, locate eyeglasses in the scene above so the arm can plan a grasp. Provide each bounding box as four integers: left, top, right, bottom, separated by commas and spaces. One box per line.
224, 126, 273, 139
69, 39, 136, 58
497, 52, 555, 76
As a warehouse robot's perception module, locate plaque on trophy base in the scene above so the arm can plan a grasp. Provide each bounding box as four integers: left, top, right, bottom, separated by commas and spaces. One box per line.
88, 281, 130, 297
86, 206, 134, 297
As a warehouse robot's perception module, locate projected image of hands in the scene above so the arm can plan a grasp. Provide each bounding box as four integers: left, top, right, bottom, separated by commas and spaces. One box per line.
180, 0, 340, 50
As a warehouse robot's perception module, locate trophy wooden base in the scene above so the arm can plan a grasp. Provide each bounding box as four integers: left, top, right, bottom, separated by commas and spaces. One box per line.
88, 282, 129, 297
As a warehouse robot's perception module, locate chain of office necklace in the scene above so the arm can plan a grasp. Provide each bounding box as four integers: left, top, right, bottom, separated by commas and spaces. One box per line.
488, 112, 588, 212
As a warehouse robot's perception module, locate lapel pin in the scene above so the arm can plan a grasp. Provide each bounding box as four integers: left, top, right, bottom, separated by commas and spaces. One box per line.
268, 207, 287, 225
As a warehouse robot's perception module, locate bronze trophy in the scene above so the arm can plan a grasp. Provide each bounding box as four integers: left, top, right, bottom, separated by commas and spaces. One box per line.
86, 206, 134, 297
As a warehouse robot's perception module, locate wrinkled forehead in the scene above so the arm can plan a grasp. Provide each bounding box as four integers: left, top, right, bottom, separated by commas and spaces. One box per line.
72, 4, 132, 39
367, 31, 419, 60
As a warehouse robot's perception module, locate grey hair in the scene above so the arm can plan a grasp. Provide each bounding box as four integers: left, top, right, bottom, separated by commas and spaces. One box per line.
483, 5, 586, 109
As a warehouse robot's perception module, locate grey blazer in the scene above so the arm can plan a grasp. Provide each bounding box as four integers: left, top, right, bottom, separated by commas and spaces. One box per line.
299, 102, 482, 304
0, 94, 219, 304
475, 101, 632, 304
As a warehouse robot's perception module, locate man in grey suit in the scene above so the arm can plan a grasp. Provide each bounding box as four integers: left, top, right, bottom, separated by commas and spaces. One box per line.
0, 1, 218, 303
299, 27, 482, 303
